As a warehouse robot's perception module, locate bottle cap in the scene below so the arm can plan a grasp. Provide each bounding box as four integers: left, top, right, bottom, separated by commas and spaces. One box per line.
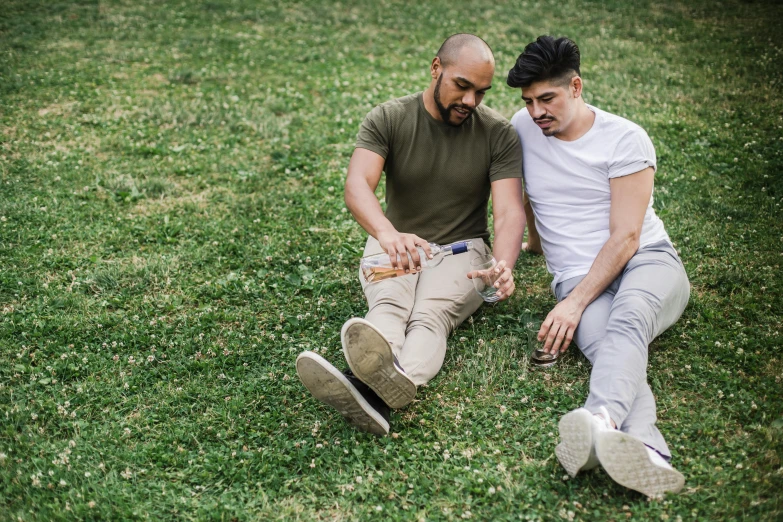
451, 241, 469, 255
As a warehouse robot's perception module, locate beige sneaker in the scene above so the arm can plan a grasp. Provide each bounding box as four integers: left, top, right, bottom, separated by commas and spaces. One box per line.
296, 351, 390, 436
341, 318, 416, 409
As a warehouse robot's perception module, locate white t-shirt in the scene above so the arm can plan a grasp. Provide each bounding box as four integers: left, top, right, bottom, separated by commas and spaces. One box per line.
510, 104, 671, 289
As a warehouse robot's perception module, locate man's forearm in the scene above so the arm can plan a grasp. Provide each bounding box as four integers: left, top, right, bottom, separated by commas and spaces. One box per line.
566, 232, 639, 309
344, 179, 397, 239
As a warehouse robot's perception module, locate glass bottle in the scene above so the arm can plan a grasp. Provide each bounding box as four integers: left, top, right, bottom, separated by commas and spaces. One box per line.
360, 240, 474, 284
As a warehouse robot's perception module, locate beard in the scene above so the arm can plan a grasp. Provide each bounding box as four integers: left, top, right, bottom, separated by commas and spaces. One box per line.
434, 74, 474, 127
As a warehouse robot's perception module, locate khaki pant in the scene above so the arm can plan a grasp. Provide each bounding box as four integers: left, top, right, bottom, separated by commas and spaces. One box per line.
359, 236, 489, 386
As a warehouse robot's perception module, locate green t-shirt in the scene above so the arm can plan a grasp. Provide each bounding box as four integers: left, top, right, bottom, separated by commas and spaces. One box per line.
355, 92, 522, 246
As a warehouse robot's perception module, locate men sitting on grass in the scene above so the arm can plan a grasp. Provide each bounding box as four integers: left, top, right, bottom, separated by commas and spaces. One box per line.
507, 35, 691, 498
296, 34, 525, 436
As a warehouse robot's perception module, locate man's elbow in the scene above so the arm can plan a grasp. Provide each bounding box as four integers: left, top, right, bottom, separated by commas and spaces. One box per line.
494, 207, 526, 233
344, 180, 357, 208
621, 227, 642, 252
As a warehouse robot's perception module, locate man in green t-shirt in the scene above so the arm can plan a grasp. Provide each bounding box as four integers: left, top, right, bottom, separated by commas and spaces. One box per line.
296, 34, 526, 435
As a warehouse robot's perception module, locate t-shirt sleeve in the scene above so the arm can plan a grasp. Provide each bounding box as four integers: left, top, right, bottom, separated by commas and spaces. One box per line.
608, 127, 657, 178
355, 105, 390, 159
489, 121, 523, 182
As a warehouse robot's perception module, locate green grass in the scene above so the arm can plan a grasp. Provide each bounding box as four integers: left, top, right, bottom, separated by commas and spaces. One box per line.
1, 0, 781, 520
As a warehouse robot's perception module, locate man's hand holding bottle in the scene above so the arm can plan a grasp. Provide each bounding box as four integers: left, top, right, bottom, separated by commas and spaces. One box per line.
376, 229, 433, 274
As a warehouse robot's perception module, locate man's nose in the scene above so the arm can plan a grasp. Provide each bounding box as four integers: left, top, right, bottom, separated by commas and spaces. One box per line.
529, 101, 545, 118
462, 91, 476, 108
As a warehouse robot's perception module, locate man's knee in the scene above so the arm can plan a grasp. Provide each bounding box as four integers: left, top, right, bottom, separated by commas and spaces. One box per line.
407, 309, 451, 337
609, 294, 658, 342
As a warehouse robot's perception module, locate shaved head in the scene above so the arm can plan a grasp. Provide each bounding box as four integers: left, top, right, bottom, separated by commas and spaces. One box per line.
437, 33, 494, 68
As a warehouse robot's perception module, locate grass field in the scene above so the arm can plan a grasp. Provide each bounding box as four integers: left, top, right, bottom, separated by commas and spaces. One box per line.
1, 0, 782, 520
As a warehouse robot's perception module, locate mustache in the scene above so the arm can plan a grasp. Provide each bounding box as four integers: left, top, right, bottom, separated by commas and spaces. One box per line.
534, 115, 555, 122
450, 103, 474, 113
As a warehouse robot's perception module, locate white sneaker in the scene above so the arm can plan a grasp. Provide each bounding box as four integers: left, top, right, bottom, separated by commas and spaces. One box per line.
341, 318, 416, 409
555, 407, 610, 477
595, 427, 685, 498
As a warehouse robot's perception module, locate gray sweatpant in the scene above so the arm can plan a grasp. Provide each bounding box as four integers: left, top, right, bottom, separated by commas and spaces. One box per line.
555, 240, 689, 458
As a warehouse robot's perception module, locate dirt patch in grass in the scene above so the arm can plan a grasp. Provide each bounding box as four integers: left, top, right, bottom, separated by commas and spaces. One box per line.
130, 186, 232, 217
37, 101, 79, 117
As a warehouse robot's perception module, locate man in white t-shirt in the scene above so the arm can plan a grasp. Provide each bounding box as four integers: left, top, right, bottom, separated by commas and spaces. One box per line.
507, 36, 690, 498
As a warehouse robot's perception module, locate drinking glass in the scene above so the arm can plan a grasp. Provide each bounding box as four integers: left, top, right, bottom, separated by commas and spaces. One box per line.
470, 254, 502, 303
530, 347, 559, 368
525, 322, 559, 368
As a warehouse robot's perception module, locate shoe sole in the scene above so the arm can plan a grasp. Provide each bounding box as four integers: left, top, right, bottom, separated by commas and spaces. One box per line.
595, 430, 684, 498
295, 351, 389, 436
341, 318, 416, 409
556, 408, 595, 477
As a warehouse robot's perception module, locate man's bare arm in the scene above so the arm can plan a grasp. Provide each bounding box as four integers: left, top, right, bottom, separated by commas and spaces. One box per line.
537, 167, 655, 354
522, 191, 542, 254
344, 148, 431, 272
466, 178, 525, 301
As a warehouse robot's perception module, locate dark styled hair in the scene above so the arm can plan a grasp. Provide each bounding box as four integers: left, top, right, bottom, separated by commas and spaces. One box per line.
506, 36, 580, 89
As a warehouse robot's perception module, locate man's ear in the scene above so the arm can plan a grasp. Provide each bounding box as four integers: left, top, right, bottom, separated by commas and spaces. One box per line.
571, 76, 583, 99
431, 57, 442, 80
